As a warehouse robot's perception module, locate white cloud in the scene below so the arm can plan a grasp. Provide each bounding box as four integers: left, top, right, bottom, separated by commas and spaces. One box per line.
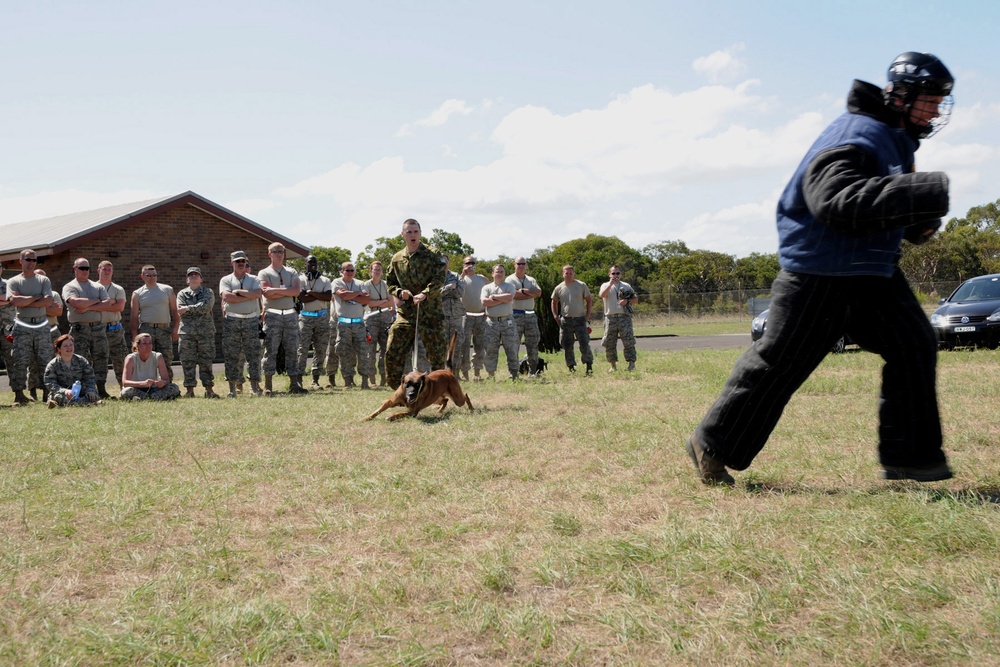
395, 99, 475, 137
692, 44, 748, 84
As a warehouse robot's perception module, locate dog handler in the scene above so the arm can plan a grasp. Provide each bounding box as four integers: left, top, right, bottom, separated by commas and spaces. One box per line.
687, 52, 955, 485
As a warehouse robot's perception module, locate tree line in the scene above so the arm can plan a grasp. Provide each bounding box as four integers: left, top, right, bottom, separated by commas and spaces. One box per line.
289, 198, 1000, 350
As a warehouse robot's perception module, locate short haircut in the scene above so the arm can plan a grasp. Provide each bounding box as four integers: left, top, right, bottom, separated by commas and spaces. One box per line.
20, 249, 36, 260
99, 260, 113, 269
402, 218, 421, 231
132, 332, 153, 351
141, 265, 156, 273
370, 260, 383, 269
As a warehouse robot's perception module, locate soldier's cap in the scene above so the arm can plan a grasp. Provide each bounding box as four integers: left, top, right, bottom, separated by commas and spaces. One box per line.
230, 250, 248, 261
306, 255, 318, 264
186, 267, 202, 276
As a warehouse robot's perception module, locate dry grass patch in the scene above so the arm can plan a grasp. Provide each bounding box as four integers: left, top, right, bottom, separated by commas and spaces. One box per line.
2, 348, 1000, 664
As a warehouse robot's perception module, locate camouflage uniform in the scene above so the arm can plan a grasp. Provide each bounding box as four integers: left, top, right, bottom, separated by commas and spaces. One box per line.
600, 280, 637, 366
482, 280, 520, 379
507, 273, 542, 374
177, 284, 217, 388
362, 278, 393, 383
133, 283, 176, 375
43, 354, 100, 406
324, 314, 340, 384
28, 291, 63, 394
459, 273, 489, 378
385, 242, 445, 389
7, 273, 55, 393
63, 277, 110, 388
258, 264, 301, 377
120, 350, 181, 400
296, 273, 332, 378
219, 271, 262, 383
99, 281, 128, 388
441, 269, 464, 366
551, 280, 594, 369
333, 276, 370, 382
0, 280, 13, 383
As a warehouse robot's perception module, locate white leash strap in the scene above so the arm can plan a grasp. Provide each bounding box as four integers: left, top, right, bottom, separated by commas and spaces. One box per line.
412, 300, 420, 370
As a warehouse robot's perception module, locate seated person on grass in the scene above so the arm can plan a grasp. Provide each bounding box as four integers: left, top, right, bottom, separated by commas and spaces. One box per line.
120, 333, 181, 401
44, 334, 102, 408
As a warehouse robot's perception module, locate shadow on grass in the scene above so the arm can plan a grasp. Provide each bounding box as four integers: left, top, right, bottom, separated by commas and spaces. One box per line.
741, 481, 1000, 505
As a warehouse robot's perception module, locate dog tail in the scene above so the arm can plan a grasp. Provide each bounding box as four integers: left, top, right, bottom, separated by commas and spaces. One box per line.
446, 331, 457, 371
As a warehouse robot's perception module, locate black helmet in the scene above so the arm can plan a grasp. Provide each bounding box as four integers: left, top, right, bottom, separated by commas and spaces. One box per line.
886, 52, 954, 139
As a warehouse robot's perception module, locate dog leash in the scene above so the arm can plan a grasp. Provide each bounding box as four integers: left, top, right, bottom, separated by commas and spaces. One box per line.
412, 300, 420, 370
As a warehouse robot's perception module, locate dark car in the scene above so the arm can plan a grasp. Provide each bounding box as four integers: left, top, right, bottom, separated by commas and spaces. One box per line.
750, 308, 849, 353
929, 273, 1000, 349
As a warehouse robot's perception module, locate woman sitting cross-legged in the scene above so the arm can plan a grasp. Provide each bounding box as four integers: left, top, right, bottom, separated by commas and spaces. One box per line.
44, 334, 103, 408
120, 333, 181, 401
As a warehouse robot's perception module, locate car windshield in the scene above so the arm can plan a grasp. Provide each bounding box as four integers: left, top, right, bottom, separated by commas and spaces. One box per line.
951, 278, 1000, 302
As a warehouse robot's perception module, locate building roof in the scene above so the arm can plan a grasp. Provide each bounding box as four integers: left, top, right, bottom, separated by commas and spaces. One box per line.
0, 191, 310, 261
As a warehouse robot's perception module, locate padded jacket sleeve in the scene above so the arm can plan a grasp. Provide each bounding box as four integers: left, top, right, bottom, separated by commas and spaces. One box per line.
803, 144, 949, 236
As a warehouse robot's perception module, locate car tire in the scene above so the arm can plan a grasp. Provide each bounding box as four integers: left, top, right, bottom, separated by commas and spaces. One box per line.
831, 337, 846, 354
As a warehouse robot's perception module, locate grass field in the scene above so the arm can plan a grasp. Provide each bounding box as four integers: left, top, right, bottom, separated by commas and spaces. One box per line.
2, 347, 999, 665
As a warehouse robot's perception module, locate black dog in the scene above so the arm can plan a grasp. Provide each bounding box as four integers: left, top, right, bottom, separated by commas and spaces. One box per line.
518, 356, 548, 376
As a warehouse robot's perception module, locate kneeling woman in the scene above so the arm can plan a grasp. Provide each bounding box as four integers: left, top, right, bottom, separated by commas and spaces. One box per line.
121, 333, 181, 401
44, 334, 102, 407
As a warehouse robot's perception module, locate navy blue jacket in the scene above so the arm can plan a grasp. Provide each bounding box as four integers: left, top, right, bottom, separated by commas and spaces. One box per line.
777, 80, 949, 277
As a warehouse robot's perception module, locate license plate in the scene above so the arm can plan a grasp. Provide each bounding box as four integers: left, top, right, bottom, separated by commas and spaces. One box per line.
954, 326, 976, 333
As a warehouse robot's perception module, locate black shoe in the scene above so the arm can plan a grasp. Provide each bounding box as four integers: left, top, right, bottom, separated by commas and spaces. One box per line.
881, 462, 953, 482
568, 365, 576, 373
686, 436, 735, 486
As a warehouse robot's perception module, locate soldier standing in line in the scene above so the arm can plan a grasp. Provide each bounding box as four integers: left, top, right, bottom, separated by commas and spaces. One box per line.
598, 265, 638, 372
481, 264, 520, 381
1, 270, 15, 402
26, 268, 64, 402
458, 256, 488, 382
176, 267, 219, 398
62, 258, 111, 398
219, 250, 264, 398
296, 255, 333, 391
550, 264, 593, 375
259, 242, 308, 395
332, 261, 371, 388
440, 254, 464, 369
96, 261, 128, 394
130, 264, 179, 380
507, 256, 543, 376
384, 218, 446, 389
5, 249, 54, 404
362, 260, 394, 387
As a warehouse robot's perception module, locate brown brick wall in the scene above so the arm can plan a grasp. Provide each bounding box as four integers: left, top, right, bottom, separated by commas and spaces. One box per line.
2, 204, 285, 360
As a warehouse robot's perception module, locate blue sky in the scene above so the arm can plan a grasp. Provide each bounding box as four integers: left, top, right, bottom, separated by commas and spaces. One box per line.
3, 0, 999, 261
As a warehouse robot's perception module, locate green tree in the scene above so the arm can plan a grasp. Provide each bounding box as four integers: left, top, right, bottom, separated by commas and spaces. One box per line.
355, 236, 405, 280
664, 250, 737, 293
427, 229, 475, 269
287, 245, 352, 278
546, 234, 652, 291
733, 252, 780, 290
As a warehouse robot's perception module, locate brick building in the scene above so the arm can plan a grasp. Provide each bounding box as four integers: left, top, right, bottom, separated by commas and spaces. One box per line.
0, 191, 311, 355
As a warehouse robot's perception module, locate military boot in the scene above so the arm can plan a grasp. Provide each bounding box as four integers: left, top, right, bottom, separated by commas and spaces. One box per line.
14, 390, 33, 405
327, 374, 337, 388
311, 369, 322, 390
97, 382, 110, 400
264, 375, 273, 397
289, 376, 309, 395
29, 388, 39, 402
204, 386, 221, 399
361, 375, 370, 390
585, 363, 593, 376
185, 386, 196, 398
249, 380, 263, 397
379, 374, 387, 387
344, 376, 356, 389
228, 381, 238, 398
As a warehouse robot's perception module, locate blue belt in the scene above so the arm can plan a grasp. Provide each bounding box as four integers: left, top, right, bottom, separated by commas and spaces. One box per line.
338, 317, 363, 324
300, 309, 328, 318
106, 323, 123, 332
513, 309, 535, 314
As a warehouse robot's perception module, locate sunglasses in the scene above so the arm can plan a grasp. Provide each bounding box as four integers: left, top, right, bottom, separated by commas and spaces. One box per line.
76, 266, 91, 271
24, 258, 38, 262
233, 260, 248, 265
611, 272, 621, 275
515, 262, 526, 266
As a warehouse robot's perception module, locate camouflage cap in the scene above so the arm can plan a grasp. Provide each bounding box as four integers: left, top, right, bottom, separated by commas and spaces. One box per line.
186, 267, 202, 276
230, 250, 248, 261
